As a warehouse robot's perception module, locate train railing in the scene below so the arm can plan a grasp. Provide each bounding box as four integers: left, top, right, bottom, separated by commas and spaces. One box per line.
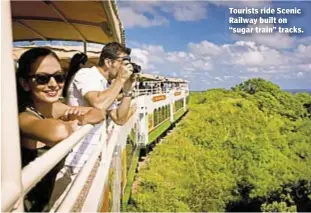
2, 85, 186, 212
2, 2, 22, 211
134, 87, 188, 97
2, 124, 94, 212
3, 117, 138, 212
135, 88, 163, 96
52, 100, 138, 212
54, 122, 109, 212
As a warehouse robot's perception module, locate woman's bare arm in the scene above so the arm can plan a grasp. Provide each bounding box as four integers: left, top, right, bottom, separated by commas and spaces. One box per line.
53, 102, 106, 125
19, 112, 77, 147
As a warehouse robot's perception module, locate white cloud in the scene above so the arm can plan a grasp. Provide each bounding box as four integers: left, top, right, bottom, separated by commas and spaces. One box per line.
119, 7, 168, 28
142, 45, 166, 63
234, 51, 264, 66
214, 77, 224, 81
188, 41, 223, 56
239, 76, 249, 81
150, 69, 160, 74
297, 44, 311, 58
142, 45, 165, 53
224, 75, 234, 80
190, 59, 214, 71
224, 41, 286, 66
131, 48, 151, 70
167, 53, 182, 63
212, 0, 271, 8
130, 44, 169, 70
297, 36, 311, 45
183, 67, 196, 72
129, 39, 311, 90
247, 67, 260, 73
298, 64, 311, 72
233, 23, 295, 49
162, 2, 208, 21
118, 1, 208, 29
248, 32, 295, 49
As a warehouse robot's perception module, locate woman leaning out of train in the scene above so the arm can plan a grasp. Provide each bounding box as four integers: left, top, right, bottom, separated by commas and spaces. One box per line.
16, 47, 106, 212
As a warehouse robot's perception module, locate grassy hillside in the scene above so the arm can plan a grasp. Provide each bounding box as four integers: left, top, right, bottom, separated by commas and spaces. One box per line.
127, 78, 311, 212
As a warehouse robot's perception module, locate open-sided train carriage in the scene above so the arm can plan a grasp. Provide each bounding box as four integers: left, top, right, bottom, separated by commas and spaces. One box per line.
2, 1, 189, 212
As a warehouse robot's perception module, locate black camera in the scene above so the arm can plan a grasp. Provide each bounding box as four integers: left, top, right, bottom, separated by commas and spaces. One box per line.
131, 62, 142, 73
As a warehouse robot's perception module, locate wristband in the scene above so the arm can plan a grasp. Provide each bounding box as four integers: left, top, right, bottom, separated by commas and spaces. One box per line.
123, 91, 133, 97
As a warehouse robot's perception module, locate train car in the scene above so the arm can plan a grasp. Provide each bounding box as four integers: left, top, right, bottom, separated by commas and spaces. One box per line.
134, 74, 189, 146
2, 1, 189, 212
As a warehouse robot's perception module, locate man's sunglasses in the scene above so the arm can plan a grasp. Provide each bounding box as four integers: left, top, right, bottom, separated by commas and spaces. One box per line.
114, 56, 131, 62
28, 72, 66, 85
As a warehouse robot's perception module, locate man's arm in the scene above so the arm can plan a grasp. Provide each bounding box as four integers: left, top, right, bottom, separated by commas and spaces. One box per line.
84, 77, 125, 110
83, 61, 133, 110
109, 101, 137, 125
108, 75, 136, 125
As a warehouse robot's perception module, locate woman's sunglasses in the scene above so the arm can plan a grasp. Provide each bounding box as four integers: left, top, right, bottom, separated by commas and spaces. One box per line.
28, 72, 66, 85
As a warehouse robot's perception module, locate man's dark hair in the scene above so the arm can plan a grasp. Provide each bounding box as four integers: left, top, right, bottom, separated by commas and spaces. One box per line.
98, 42, 131, 66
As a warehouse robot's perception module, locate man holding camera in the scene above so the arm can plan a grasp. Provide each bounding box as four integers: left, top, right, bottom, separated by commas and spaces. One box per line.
66, 42, 137, 125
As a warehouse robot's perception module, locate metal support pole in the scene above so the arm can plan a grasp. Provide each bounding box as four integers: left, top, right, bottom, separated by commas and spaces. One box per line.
83, 41, 87, 54
1, 1, 24, 211
170, 96, 174, 123
112, 145, 121, 212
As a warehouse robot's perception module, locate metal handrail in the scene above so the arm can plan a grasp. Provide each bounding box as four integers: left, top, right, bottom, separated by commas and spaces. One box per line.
57, 102, 138, 212
134, 88, 168, 97
2, 2, 23, 212
2, 124, 94, 212
80, 127, 120, 212
21, 125, 94, 195
134, 86, 189, 97
56, 137, 103, 212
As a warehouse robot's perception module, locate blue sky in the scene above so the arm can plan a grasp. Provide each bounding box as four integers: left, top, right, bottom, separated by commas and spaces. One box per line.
118, 0, 311, 91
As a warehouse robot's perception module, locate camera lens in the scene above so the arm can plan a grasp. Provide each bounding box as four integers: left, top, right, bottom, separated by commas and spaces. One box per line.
131, 63, 141, 73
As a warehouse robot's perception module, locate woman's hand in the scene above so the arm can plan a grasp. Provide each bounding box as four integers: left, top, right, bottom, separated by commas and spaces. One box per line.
77, 109, 106, 125
64, 119, 79, 132
61, 106, 87, 121
60, 106, 106, 126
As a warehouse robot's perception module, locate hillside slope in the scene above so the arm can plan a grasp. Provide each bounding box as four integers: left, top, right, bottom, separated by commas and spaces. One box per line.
128, 79, 311, 212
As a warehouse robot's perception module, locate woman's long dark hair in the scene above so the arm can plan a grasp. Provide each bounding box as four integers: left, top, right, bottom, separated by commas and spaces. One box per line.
62, 53, 88, 98
16, 47, 60, 112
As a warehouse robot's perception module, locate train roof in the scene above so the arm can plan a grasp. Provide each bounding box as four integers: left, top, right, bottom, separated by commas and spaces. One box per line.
11, 1, 125, 45
138, 74, 188, 83
10, 0, 188, 84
